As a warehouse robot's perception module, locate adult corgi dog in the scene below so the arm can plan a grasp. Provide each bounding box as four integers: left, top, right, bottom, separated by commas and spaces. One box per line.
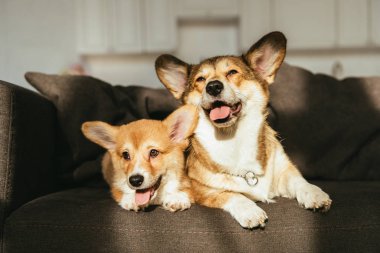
81, 105, 198, 212
155, 32, 332, 228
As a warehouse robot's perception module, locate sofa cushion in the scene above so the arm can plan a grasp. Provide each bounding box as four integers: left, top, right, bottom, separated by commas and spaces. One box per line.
25, 73, 179, 181
5, 181, 380, 253
271, 64, 380, 180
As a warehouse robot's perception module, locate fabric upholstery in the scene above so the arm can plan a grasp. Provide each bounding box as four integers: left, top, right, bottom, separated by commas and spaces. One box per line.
25, 66, 380, 182
271, 64, 380, 180
25, 73, 118, 178
0, 81, 59, 247
5, 181, 380, 253
25, 73, 179, 182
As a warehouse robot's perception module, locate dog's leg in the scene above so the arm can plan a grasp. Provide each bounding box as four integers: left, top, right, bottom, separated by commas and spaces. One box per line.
189, 164, 269, 202
274, 149, 332, 211
159, 177, 192, 212
161, 190, 192, 212
193, 181, 268, 228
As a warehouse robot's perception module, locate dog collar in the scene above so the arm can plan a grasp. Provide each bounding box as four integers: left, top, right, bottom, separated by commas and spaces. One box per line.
221, 169, 260, 187
244, 171, 259, 186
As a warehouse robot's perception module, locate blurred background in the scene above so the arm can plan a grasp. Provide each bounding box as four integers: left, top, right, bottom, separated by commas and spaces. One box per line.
0, 0, 379, 89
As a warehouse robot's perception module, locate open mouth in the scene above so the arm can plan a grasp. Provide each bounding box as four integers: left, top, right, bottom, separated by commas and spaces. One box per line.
205, 101, 242, 124
135, 176, 162, 206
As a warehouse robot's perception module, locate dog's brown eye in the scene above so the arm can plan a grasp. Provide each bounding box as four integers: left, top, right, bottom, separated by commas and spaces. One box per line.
196, 76, 205, 82
227, 69, 238, 76
150, 149, 159, 158
122, 151, 130, 160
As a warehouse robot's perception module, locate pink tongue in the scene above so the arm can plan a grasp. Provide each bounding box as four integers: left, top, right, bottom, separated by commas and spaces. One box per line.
135, 189, 153, 206
209, 106, 231, 121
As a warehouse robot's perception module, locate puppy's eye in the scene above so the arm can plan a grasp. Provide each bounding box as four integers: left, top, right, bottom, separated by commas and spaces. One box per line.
149, 149, 159, 158
196, 76, 205, 82
227, 69, 238, 77
122, 151, 130, 160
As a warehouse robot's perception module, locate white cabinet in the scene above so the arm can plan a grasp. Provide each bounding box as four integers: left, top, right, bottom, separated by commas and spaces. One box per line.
77, 0, 109, 53
177, 0, 239, 19
145, 0, 176, 52
78, 0, 379, 54
0, 0, 5, 78
240, 0, 336, 50
240, 0, 335, 50
239, 0, 271, 50
111, 0, 142, 53
370, 0, 380, 46
272, 0, 336, 50
77, 0, 176, 54
240, 0, 378, 51
337, 0, 368, 47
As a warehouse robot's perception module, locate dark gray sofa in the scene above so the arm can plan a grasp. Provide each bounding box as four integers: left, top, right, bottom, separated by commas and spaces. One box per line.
1, 64, 380, 252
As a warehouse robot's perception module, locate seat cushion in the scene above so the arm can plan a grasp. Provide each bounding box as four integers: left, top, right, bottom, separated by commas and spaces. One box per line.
5, 181, 380, 253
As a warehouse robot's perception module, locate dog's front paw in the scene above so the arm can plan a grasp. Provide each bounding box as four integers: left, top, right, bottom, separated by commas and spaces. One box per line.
224, 196, 268, 229
119, 193, 140, 212
236, 205, 268, 229
296, 183, 332, 212
162, 191, 191, 212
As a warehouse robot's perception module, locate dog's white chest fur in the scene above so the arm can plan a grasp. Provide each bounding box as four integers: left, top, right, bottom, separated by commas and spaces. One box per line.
195, 109, 264, 176
194, 108, 274, 202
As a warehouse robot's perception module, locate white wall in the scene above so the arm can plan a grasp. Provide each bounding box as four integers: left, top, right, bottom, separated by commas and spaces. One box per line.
0, 0, 6, 80
1, 0, 379, 90
0, 0, 78, 89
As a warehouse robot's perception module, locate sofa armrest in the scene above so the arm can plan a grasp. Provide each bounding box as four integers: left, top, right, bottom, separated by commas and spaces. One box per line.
0, 80, 60, 221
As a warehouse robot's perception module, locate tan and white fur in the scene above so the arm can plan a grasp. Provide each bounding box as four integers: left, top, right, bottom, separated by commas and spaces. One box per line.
81, 105, 198, 212
155, 32, 332, 228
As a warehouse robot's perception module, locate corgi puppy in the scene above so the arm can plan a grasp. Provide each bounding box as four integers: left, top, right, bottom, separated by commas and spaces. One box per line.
155, 32, 332, 228
81, 105, 198, 212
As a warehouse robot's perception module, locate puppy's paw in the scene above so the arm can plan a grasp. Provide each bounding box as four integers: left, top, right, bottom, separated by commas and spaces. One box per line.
224, 196, 268, 229
296, 184, 332, 212
236, 205, 268, 229
162, 191, 191, 212
119, 193, 140, 212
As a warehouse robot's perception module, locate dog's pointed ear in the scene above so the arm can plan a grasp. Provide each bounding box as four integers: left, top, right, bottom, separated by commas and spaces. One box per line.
81, 121, 119, 151
155, 54, 190, 99
244, 31, 286, 84
163, 105, 199, 146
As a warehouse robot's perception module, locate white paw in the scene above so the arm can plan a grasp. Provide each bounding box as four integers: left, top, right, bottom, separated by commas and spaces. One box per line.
119, 193, 139, 212
162, 191, 191, 212
296, 183, 332, 212
224, 196, 268, 229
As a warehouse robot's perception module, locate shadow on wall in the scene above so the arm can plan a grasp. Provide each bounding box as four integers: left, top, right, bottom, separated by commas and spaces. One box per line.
270, 63, 380, 181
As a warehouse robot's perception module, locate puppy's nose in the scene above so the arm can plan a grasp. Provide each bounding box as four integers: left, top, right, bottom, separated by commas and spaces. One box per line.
129, 174, 144, 187
206, 81, 224, 97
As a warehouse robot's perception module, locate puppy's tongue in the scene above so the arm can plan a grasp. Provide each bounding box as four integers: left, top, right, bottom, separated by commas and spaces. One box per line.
135, 188, 154, 206
210, 106, 231, 121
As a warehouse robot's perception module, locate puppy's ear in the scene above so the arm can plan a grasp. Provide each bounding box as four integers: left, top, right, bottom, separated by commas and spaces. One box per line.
163, 105, 199, 145
81, 121, 119, 151
155, 54, 190, 99
244, 31, 286, 84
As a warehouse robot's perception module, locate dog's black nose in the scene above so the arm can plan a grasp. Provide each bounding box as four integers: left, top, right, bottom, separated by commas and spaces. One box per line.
129, 174, 144, 187
206, 81, 224, 97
